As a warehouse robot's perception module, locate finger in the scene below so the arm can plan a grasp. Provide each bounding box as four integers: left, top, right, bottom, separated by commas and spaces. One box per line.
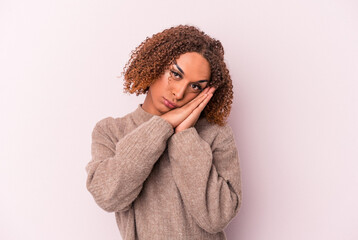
184, 89, 209, 110
188, 93, 212, 117
196, 87, 210, 100
185, 94, 212, 126
191, 86, 210, 100
177, 93, 213, 128
196, 87, 210, 98
208, 87, 216, 94
166, 92, 207, 121
196, 93, 213, 111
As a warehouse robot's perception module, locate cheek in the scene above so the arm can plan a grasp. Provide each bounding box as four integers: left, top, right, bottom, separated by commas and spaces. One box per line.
150, 75, 169, 96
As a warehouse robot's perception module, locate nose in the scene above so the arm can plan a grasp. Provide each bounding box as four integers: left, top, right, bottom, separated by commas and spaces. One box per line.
171, 81, 187, 100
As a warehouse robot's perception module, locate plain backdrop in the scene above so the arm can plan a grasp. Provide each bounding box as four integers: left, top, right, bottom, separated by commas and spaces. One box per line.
1, 0, 357, 239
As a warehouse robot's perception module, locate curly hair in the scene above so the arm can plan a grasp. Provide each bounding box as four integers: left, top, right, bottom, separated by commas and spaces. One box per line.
119, 24, 234, 126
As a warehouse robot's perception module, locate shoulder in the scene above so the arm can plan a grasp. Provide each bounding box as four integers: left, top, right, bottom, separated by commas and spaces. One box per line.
94, 116, 119, 128
92, 113, 132, 141
94, 108, 136, 129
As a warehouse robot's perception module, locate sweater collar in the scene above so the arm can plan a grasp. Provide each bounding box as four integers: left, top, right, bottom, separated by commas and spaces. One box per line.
131, 104, 155, 126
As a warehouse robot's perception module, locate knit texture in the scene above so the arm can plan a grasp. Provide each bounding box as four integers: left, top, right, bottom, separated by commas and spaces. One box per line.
85, 104, 242, 240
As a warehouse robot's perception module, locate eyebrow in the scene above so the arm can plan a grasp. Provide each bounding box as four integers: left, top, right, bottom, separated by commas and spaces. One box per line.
174, 62, 185, 75
173, 61, 210, 83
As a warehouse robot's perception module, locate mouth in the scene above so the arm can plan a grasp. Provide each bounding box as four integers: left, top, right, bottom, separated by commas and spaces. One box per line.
163, 97, 178, 109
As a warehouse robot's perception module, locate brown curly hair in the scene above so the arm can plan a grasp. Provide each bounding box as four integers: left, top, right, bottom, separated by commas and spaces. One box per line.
119, 24, 234, 126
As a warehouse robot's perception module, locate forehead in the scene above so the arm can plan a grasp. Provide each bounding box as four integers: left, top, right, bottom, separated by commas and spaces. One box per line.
174, 52, 211, 79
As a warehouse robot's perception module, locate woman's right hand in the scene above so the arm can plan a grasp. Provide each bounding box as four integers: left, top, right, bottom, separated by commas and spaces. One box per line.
160, 87, 212, 128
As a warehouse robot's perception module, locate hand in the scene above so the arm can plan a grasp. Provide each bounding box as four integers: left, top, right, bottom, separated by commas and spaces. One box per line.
175, 87, 216, 133
160, 86, 216, 132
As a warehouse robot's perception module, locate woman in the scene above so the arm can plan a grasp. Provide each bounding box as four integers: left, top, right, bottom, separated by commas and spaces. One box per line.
85, 24, 242, 240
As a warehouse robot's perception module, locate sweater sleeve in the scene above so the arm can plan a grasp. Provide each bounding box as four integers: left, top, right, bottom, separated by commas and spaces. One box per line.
86, 115, 174, 213
167, 124, 242, 234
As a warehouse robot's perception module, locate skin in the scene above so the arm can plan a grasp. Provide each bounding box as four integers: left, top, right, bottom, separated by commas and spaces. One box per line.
141, 52, 216, 133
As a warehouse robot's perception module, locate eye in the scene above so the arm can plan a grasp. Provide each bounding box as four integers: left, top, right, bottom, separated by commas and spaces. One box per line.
191, 83, 203, 92
170, 70, 181, 79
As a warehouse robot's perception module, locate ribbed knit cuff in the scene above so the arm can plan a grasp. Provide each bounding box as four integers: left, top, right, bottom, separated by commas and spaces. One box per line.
115, 115, 174, 157
152, 115, 174, 135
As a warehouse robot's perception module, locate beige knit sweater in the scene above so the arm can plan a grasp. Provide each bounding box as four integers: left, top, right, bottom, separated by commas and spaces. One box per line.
85, 104, 242, 240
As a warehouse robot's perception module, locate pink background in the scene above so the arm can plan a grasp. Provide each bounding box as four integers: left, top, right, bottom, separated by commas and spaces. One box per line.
1, 0, 357, 239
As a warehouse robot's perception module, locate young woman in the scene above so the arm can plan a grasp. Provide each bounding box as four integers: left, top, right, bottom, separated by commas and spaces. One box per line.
85, 24, 242, 240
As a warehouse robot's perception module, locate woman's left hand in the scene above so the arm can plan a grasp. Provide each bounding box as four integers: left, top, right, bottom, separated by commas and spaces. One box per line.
175, 87, 216, 133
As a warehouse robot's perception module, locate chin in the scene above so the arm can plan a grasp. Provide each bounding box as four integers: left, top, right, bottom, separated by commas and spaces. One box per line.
154, 103, 167, 115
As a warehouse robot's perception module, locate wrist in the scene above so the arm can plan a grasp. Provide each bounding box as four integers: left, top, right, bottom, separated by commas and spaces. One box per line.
160, 115, 175, 128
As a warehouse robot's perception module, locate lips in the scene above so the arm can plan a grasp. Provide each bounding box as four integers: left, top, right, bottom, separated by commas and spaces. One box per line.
163, 97, 178, 109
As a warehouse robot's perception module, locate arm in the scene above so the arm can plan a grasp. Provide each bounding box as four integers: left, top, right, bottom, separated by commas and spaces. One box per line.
167, 124, 242, 234
86, 115, 174, 212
